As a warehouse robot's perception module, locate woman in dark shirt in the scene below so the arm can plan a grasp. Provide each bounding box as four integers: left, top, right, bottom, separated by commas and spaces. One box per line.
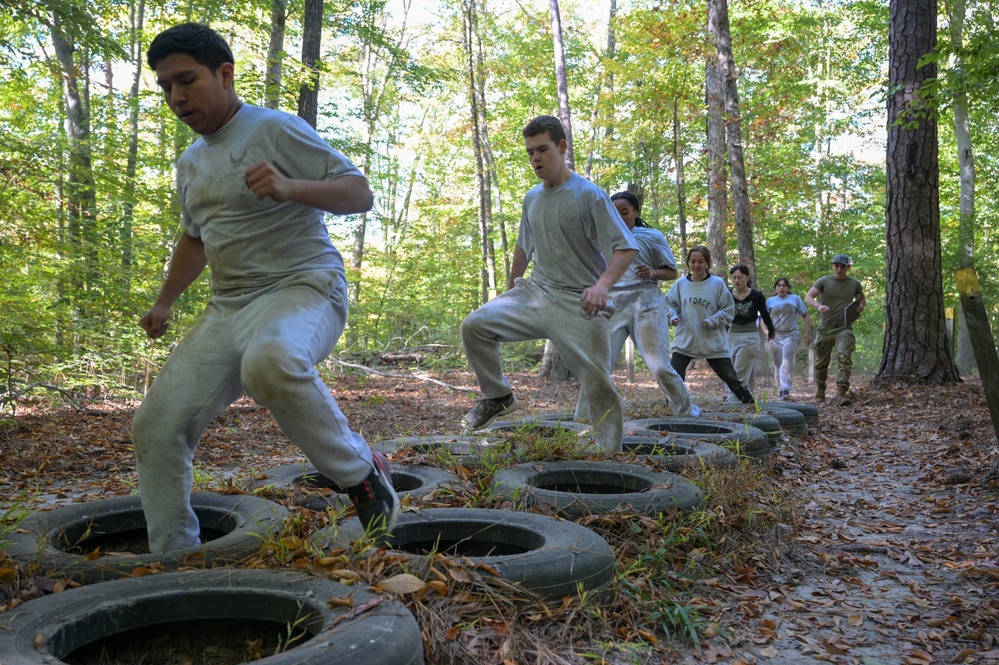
727, 264, 775, 401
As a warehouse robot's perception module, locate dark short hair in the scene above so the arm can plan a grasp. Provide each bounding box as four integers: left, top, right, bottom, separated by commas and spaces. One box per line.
686, 245, 711, 268
523, 115, 566, 144
147, 23, 234, 71
773, 277, 791, 291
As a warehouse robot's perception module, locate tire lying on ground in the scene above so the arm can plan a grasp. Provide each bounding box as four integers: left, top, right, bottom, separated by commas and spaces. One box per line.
767, 401, 819, 427
6, 492, 289, 584
490, 460, 703, 517
372, 434, 498, 459
699, 403, 809, 437
317, 507, 615, 600
484, 418, 592, 437
623, 417, 771, 463
700, 398, 820, 428
0, 569, 424, 665
699, 411, 782, 445
250, 462, 461, 510
621, 435, 739, 470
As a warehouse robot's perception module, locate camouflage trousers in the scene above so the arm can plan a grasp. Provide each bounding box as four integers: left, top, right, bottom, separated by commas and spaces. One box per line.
814, 326, 856, 392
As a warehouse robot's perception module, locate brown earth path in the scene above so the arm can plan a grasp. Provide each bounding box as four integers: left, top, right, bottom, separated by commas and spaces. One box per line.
1, 367, 998, 664
676, 378, 999, 665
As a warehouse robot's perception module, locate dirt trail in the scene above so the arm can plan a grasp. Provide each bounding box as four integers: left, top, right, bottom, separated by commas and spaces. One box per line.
682, 381, 999, 665
2, 371, 998, 664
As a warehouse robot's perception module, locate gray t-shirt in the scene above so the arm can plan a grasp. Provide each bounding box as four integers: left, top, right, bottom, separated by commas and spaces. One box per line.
614, 226, 677, 291
177, 104, 362, 296
767, 293, 807, 334
516, 173, 638, 291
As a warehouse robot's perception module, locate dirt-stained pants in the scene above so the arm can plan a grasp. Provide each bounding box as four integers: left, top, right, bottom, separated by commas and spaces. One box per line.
132, 270, 373, 552
575, 285, 696, 419
461, 277, 624, 452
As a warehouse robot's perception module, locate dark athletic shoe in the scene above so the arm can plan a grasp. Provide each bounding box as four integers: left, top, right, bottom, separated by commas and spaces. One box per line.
463, 394, 520, 430
346, 452, 400, 540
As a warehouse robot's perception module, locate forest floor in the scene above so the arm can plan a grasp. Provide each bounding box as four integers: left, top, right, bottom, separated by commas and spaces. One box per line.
1, 363, 998, 664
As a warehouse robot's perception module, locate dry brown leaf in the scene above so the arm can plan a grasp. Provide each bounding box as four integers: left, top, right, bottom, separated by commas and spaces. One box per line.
375, 573, 426, 594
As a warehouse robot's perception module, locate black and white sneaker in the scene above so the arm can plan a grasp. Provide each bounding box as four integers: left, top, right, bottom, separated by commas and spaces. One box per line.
346, 452, 400, 540
463, 394, 520, 430
779, 390, 791, 401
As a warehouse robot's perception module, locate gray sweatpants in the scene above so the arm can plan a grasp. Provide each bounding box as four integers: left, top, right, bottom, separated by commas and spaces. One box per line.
132, 270, 373, 552
576, 285, 696, 418
726, 330, 762, 401
768, 332, 801, 393
461, 277, 624, 451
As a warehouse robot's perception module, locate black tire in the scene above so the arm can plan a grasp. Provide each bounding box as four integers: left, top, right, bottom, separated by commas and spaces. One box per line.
372, 434, 496, 458
6, 493, 289, 583
251, 462, 461, 510
623, 417, 771, 463
318, 507, 615, 600
699, 411, 782, 444
699, 403, 809, 436
484, 418, 591, 436
538, 411, 578, 422
490, 460, 703, 517
760, 406, 808, 436
767, 400, 819, 427
0, 569, 424, 665
621, 436, 739, 470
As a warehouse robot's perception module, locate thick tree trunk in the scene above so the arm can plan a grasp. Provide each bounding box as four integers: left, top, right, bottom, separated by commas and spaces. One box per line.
297, 0, 322, 127
704, 55, 728, 274
265, 0, 287, 110
877, 0, 959, 384
709, 0, 754, 282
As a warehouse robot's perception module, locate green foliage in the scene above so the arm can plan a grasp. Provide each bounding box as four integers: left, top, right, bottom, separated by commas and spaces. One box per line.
0, 0, 993, 401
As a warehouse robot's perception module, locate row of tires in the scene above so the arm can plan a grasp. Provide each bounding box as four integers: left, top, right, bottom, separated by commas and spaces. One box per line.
2, 402, 817, 664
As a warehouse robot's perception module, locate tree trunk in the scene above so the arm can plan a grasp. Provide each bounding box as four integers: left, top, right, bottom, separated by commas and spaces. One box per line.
349, 0, 412, 308
120, 0, 145, 299
51, 12, 99, 315
877, 0, 959, 384
540, 0, 574, 382
549, 0, 574, 169
584, 0, 616, 180
709, 0, 754, 282
949, 0, 977, 375
463, 0, 494, 304
704, 53, 728, 275
673, 96, 688, 261
297, 0, 322, 127
265, 0, 288, 110
477, 57, 508, 285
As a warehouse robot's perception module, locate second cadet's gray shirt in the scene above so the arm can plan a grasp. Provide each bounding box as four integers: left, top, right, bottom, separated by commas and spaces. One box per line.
516, 173, 638, 291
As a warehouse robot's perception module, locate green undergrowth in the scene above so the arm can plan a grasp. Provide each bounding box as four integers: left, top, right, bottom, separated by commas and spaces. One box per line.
257, 423, 804, 663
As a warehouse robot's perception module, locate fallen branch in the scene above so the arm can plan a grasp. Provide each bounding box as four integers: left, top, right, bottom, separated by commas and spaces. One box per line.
330, 358, 477, 393
2, 382, 85, 410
